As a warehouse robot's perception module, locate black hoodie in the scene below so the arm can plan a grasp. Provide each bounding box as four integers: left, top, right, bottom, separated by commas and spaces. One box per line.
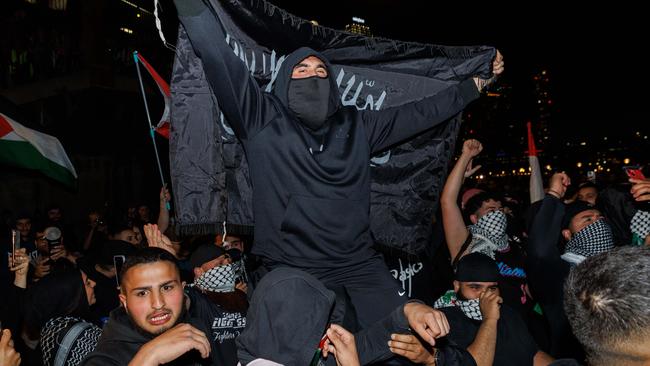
81, 287, 238, 366
176, 0, 480, 269
236, 267, 475, 366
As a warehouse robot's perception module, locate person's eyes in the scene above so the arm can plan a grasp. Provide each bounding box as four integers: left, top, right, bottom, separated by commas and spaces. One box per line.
136, 290, 148, 297
162, 284, 174, 292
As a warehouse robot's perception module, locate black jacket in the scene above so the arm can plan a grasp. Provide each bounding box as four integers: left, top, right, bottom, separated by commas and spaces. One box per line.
441, 305, 537, 366
236, 267, 474, 366
81, 287, 237, 366
526, 195, 583, 359
177, 1, 480, 269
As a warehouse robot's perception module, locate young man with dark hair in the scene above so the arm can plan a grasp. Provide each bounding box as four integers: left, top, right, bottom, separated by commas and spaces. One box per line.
561, 246, 650, 366
433, 253, 553, 366
441, 139, 531, 319
82, 248, 217, 366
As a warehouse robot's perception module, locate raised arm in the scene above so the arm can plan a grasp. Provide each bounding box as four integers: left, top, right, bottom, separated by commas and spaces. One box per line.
173, 0, 268, 140
528, 173, 570, 263
156, 185, 171, 234
441, 139, 483, 260
362, 51, 504, 153
526, 172, 570, 303
361, 79, 479, 154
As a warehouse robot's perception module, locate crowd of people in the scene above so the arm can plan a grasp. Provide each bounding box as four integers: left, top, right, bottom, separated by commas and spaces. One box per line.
2, 168, 649, 366
2, 0, 650, 365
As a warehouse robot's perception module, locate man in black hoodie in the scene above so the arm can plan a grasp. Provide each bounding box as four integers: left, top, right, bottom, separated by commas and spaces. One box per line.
82, 248, 219, 366
527, 172, 616, 360
174, 0, 503, 328
238, 267, 474, 366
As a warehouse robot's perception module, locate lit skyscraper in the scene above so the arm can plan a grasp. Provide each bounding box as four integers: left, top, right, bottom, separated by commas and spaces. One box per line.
345, 17, 372, 36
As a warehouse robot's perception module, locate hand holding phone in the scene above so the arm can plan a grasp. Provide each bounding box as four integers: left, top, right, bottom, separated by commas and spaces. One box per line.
113, 255, 126, 289
34, 256, 51, 279
624, 165, 646, 180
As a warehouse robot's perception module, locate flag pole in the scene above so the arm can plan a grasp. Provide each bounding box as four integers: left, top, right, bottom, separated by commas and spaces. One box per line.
133, 51, 170, 210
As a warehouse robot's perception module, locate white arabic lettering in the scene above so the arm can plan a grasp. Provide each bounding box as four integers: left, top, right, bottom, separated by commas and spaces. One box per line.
389, 258, 423, 297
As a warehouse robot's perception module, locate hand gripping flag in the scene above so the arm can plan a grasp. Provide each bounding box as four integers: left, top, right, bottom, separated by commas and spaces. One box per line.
168, 0, 495, 254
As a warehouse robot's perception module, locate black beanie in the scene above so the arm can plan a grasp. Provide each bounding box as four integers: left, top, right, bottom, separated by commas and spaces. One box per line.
562, 201, 595, 229
455, 252, 500, 282
190, 244, 227, 268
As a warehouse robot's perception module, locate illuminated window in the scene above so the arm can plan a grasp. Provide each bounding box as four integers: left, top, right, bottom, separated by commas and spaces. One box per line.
49, 0, 67, 10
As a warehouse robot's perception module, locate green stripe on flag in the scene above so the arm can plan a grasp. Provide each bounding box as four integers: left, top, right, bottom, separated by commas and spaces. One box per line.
0, 140, 76, 188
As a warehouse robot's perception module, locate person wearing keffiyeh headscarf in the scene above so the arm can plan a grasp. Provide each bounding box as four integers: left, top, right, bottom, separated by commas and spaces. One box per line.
434, 253, 553, 366
441, 139, 532, 320
527, 172, 618, 360
189, 243, 248, 366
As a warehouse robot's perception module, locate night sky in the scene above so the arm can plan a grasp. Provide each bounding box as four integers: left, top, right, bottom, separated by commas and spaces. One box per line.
272, 1, 646, 137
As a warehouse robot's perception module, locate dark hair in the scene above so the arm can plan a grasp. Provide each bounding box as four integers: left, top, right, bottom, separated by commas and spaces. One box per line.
577, 182, 599, 191
23, 269, 89, 340
120, 247, 179, 288
46, 203, 62, 212
463, 191, 502, 222
564, 246, 650, 365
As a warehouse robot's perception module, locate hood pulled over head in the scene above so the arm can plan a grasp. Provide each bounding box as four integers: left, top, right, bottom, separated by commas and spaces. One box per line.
272, 47, 340, 130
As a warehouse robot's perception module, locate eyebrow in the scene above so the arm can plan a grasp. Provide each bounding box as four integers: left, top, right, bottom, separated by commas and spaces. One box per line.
130, 280, 178, 293
295, 63, 327, 70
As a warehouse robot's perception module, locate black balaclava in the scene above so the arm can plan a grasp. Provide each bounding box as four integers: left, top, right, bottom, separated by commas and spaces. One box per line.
271, 47, 340, 132
288, 76, 331, 130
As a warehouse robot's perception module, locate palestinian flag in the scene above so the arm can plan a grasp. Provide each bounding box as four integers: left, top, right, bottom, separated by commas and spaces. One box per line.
0, 113, 77, 187
527, 121, 544, 204
134, 52, 171, 139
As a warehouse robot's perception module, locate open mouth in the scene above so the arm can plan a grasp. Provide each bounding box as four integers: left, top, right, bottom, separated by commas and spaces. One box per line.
148, 312, 172, 326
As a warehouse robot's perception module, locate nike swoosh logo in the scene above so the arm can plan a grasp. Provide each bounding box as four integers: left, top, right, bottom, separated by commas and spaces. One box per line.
398, 291, 406, 296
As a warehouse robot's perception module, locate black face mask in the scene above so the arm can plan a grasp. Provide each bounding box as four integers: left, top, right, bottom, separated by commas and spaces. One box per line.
288, 76, 330, 130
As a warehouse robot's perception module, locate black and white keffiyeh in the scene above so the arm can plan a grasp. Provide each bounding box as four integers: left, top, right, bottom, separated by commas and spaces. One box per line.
433, 290, 483, 321
630, 210, 650, 246
194, 263, 237, 293
563, 219, 615, 264
231, 259, 247, 284
468, 210, 509, 258
40, 317, 101, 366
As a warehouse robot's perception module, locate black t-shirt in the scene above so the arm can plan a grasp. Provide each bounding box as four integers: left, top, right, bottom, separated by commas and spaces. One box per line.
441, 305, 538, 366
494, 241, 532, 319
188, 288, 244, 366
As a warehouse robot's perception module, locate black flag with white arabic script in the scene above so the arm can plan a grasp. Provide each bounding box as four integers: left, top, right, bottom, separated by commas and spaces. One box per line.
169, 0, 495, 254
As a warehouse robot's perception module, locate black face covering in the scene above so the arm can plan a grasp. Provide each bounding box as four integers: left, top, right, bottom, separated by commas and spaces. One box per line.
288, 76, 330, 130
